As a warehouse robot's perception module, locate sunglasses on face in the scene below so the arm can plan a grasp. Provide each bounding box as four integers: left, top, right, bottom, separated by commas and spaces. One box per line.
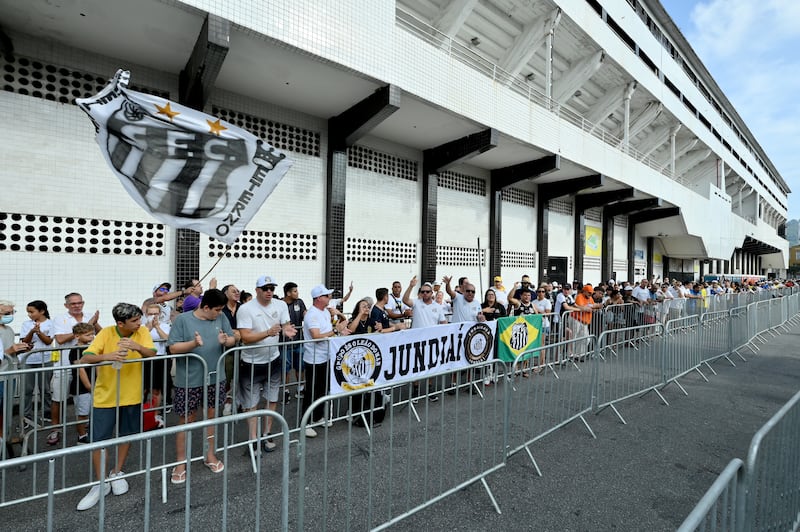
420, 290, 432, 294
465, 290, 475, 294
259, 285, 276, 292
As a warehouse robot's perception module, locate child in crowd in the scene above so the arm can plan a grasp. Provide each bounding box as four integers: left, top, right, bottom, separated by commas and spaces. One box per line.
68, 323, 95, 444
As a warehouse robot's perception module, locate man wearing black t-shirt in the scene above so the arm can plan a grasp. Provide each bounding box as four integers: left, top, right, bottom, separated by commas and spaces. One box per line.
370, 288, 406, 333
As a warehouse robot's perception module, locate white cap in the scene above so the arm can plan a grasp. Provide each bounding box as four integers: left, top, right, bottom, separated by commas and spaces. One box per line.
256, 275, 278, 288
608, 279, 616, 285
310, 284, 334, 298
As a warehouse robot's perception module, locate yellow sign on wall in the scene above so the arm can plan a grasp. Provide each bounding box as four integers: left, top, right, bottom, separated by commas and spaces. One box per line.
585, 226, 602, 257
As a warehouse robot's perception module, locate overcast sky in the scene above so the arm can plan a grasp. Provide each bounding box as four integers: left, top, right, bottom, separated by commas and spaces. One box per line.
660, 0, 800, 220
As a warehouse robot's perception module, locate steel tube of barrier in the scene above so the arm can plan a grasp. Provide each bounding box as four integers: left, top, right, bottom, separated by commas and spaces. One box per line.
593, 323, 666, 424
505, 337, 596, 473
0, 410, 291, 531
677, 458, 744, 532
296, 360, 507, 531
738, 389, 800, 532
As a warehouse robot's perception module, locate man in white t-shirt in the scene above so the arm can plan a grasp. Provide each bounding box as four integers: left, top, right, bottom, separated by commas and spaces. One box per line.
302, 284, 350, 438
444, 276, 484, 323
50, 292, 101, 445
237, 275, 296, 451
402, 277, 448, 400
631, 279, 652, 325
402, 277, 447, 329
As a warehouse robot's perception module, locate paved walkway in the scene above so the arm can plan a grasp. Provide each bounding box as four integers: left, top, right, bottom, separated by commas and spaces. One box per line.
2, 327, 798, 531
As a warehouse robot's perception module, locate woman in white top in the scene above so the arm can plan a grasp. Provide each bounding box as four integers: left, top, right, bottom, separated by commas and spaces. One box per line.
20, 300, 54, 423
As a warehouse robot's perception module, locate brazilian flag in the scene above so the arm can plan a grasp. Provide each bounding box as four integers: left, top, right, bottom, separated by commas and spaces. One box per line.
496, 314, 543, 363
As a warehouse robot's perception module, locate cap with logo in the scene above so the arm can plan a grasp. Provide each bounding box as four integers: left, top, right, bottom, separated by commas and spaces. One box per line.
256, 275, 278, 288
310, 284, 334, 298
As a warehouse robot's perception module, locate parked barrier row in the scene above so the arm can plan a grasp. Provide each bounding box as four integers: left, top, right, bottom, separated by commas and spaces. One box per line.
0, 292, 797, 530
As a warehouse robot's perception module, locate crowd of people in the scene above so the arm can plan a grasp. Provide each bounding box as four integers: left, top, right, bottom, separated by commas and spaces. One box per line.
0, 272, 793, 510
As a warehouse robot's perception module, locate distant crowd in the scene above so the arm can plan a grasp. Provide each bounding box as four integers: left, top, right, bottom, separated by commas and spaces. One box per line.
0, 272, 794, 510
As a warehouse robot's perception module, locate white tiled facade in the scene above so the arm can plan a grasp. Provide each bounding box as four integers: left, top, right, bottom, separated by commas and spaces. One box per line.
0, 0, 789, 313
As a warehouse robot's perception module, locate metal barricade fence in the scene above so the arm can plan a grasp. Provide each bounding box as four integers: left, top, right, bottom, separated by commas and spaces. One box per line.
0, 409, 291, 532
737, 389, 800, 531
592, 323, 666, 424
505, 337, 596, 474
0, 352, 214, 495
728, 306, 753, 359
662, 315, 703, 390
296, 359, 507, 531
698, 311, 733, 365
677, 458, 745, 532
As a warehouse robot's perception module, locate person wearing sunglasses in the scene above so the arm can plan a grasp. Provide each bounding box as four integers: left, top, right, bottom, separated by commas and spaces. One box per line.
237, 276, 297, 452
444, 276, 485, 324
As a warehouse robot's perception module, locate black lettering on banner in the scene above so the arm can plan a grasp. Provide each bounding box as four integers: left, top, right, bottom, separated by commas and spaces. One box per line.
412, 341, 426, 373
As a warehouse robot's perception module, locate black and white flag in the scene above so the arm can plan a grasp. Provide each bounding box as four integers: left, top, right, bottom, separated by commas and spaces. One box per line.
76, 70, 293, 244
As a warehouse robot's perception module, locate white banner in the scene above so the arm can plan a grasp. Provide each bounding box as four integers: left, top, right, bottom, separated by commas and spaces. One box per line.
328, 321, 497, 393
76, 70, 293, 244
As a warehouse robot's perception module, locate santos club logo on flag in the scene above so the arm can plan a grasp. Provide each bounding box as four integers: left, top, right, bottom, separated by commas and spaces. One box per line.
496, 314, 542, 362
76, 70, 293, 244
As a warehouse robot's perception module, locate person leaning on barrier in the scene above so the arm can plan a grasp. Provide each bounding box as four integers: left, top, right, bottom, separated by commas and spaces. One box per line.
220, 284, 242, 415
167, 289, 235, 484
370, 288, 406, 333
281, 282, 307, 403
67, 323, 95, 445
76, 302, 156, 511
386, 281, 412, 325
19, 300, 54, 426
142, 304, 170, 413
1, 299, 32, 450
50, 292, 102, 447
237, 276, 297, 452
302, 284, 351, 438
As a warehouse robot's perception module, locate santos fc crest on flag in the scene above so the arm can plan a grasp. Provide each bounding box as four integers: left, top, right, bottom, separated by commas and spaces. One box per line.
76, 70, 293, 244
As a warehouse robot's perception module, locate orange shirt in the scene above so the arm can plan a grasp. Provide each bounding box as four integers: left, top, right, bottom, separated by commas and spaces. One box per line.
574, 293, 593, 324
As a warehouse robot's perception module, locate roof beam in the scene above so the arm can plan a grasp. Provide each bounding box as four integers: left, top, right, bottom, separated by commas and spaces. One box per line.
329, 85, 401, 150
585, 83, 631, 127
432, 0, 479, 39
616, 101, 662, 142
603, 198, 662, 218
676, 149, 712, 176
629, 207, 681, 226
498, 8, 561, 77
685, 158, 717, 184
552, 50, 605, 104
490, 154, 560, 190
539, 174, 603, 202
575, 188, 634, 212
423, 128, 498, 173
634, 123, 680, 158
655, 137, 698, 169
179, 14, 229, 110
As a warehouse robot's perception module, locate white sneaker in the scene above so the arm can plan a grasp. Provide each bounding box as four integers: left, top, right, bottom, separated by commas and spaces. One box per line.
109, 471, 129, 496
77, 483, 111, 511
305, 427, 318, 438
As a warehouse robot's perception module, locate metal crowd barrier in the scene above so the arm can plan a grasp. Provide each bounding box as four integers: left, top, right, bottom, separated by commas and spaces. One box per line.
0, 409, 291, 531
679, 389, 800, 531
678, 458, 744, 531
505, 337, 597, 475
296, 360, 507, 531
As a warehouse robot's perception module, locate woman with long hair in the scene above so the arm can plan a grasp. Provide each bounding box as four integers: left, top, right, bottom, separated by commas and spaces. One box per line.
481, 289, 506, 321
20, 300, 54, 426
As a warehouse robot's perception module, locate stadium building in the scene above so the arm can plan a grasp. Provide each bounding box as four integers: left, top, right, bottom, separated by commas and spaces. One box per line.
0, 0, 789, 308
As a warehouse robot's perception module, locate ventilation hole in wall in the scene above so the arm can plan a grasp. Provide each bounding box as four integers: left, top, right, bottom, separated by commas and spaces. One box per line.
208, 231, 317, 260
437, 170, 486, 196
436, 246, 486, 267
347, 145, 418, 181
0, 212, 165, 255
585, 208, 602, 223
345, 237, 416, 263
614, 215, 628, 228
500, 187, 535, 207
0, 54, 168, 104
501, 250, 537, 268
211, 106, 320, 157
549, 199, 574, 216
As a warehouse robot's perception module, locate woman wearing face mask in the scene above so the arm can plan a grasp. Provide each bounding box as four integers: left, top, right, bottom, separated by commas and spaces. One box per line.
1, 299, 32, 447
19, 300, 54, 425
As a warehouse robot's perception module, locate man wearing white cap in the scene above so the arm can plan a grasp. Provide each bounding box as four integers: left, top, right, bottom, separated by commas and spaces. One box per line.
302, 284, 351, 437
237, 275, 297, 453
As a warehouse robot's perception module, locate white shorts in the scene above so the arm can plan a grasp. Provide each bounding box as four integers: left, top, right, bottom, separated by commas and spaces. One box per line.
237, 360, 282, 409
73, 392, 92, 417
50, 368, 72, 402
